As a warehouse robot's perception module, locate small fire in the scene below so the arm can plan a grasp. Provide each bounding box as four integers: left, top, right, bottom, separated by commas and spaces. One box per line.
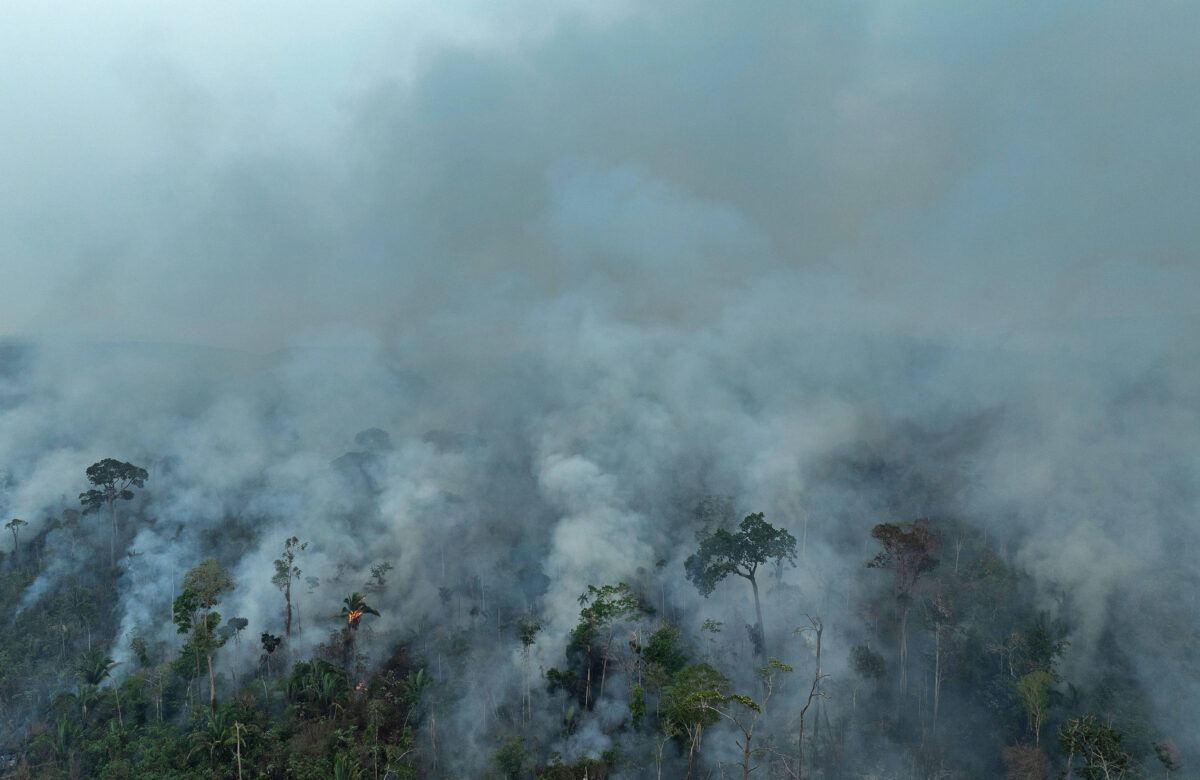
355, 680, 366, 692
348, 609, 363, 624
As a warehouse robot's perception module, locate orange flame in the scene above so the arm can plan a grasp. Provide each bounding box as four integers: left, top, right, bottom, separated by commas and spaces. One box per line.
355, 681, 366, 692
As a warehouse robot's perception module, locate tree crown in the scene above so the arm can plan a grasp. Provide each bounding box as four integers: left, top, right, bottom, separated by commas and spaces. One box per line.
685, 512, 797, 597
866, 518, 939, 599
79, 459, 148, 513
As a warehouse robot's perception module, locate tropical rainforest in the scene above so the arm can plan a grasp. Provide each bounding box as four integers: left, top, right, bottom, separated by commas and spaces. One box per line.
1, 1, 1198, 778
0, 416, 1192, 778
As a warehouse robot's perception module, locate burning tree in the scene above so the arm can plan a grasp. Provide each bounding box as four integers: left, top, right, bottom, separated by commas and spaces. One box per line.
79, 458, 148, 567
337, 592, 380, 668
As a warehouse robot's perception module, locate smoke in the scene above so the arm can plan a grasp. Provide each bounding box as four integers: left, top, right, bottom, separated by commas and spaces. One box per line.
2, 0, 1199, 772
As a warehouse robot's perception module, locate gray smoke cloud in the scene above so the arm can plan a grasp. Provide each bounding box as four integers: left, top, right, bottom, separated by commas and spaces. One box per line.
2, 0, 1198, 773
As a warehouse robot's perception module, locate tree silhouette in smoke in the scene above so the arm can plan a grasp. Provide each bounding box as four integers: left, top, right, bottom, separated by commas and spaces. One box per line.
79, 458, 148, 567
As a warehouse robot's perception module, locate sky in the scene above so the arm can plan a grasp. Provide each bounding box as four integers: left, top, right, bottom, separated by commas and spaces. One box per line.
1, 0, 1195, 352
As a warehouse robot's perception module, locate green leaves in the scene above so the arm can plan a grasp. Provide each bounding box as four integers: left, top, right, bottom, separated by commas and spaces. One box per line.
183, 559, 235, 609
74, 648, 118, 686
685, 512, 797, 597
571, 583, 643, 649
79, 458, 148, 513
515, 613, 543, 648
662, 663, 729, 731
1059, 714, 1134, 779
175, 560, 235, 649
339, 592, 381, 629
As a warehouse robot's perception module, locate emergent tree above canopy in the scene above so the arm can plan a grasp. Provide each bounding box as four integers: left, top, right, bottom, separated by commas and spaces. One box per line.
79, 458, 148, 567
685, 512, 797, 666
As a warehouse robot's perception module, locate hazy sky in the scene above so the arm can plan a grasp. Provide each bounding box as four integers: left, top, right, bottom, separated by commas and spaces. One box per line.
2, 0, 1196, 351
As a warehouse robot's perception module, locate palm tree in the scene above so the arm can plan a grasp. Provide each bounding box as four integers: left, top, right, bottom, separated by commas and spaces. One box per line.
34, 714, 79, 777
188, 709, 237, 769
288, 659, 348, 717
75, 649, 118, 685
332, 753, 364, 780
74, 649, 119, 724
336, 592, 380, 669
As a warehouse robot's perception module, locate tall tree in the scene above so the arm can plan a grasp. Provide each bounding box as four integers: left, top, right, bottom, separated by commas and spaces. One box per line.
685, 512, 797, 667
337, 591, 380, 669
515, 613, 542, 725
272, 536, 307, 640
1017, 670, 1051, 747
795, 616, 829, 779
174, 558, 235, 711
5, 517, 27, 555
866, 518, 938, 698
79, 459, 148, 566
260, 632, 282, 677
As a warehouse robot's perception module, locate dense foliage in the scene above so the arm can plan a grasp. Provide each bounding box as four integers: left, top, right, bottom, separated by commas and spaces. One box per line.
0, 461, 1186, 779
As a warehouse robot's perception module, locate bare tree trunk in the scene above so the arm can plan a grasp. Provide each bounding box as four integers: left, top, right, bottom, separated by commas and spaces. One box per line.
284, 579, 292, 639
812, 621, 822, 770
207, 649, 216, 712
599, 652, 610, 703
584, 644, 593, 709
933, 628, 942, 727
234, 722, 243, 780
430, 710, 438, 775
685, 725, 701, 780
108, 499, 116, 567
797, 617, 826, 780
750, 574, 767, 666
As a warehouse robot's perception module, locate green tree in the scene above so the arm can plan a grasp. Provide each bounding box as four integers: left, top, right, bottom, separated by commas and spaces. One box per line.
493, 735, 529, 779
33, 713, 80, 777
188, 708, 239, 769
223, 616, 249, 647
685, 512, 797, 666
71, 648, 118, 726
79, 458, 148, 566
174, 558, 234, 711
260, 631, 282, 677
662, 663, 730, 780
365, 560, 393, 595
1017, 670, 1051, 747
272, 536, 307, 640
705, 658, 792, 780
571, 583, 642, 709
1059, 714, 1134, 779
515, 613, 542, 725
75, 648, 118, 684
5, 517, 27, 555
